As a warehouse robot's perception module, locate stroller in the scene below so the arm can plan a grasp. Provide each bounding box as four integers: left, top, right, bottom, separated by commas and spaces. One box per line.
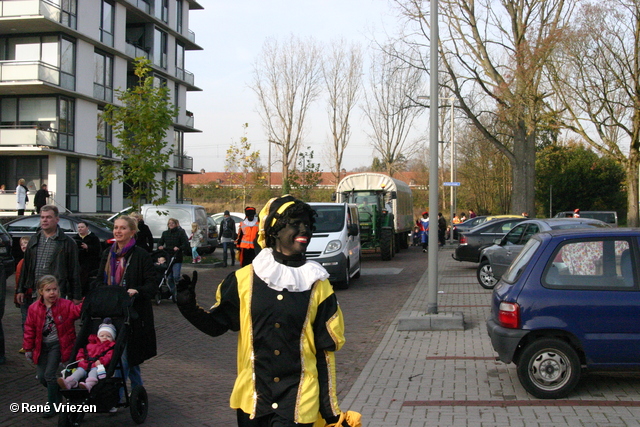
58, 286, 148, 426
152, 249, 177, 305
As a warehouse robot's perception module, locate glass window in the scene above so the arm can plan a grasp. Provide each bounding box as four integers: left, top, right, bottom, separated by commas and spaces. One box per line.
66, 157, 79, 212
153, 28, 167, 69
7, 216, 41, 232
100, 0, 114, 46
97, 108, 112, 157
504, 224, 527, 245
544, 239, 634, 289
155, 0, 168, 22
313, 206, 345, 233
94, 50, 113, 102
502, 238, 541, 283
175, 0, 183, 33
96, 165, 112, 212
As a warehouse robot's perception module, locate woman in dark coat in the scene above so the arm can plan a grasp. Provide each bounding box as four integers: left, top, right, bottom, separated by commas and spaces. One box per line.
94, 215, 157, 388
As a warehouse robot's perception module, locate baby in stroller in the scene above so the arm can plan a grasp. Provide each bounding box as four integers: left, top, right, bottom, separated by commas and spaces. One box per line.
152, 249, 175, 303
57, 318, 116, 391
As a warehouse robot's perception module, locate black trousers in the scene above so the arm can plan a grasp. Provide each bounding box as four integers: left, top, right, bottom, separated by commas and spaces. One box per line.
237, 410, 313, 427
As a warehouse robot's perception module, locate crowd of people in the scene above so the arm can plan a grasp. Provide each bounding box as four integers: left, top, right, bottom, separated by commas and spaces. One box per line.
0, 198, 361, 426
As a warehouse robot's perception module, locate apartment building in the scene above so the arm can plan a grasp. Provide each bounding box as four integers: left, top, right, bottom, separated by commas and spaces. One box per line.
0, 0, 203, 213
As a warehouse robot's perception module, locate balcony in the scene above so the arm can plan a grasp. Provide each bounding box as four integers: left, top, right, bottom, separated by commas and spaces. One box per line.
0, 0, 76, 29
125, 43, 150, 60
124, 0, 150, 14
175, 67, 194, 86
0, 60, 75, 90
172, 154, 193, 171
187, 29, 196, 44
0, 127, 58, 148
185, 111, 194, 128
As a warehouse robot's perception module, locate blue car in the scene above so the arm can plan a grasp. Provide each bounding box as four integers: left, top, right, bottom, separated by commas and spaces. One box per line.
486, 228, 640, 399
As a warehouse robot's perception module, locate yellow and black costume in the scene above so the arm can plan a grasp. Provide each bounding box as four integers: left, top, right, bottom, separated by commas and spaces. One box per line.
177, 196, 360, 427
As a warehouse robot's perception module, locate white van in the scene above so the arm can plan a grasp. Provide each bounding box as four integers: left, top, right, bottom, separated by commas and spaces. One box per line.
141, 204, 215, 253
306, 202, 361, 289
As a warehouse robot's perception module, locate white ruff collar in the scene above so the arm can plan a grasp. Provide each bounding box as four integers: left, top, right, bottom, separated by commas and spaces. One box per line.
252, 248, 329, 292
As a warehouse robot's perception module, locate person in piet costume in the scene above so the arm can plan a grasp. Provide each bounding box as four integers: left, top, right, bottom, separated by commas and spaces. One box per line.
176, 195, 361, 426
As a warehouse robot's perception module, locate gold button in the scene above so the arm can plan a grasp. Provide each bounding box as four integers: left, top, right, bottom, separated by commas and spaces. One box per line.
274, 377, 280, 383
277, 295, 283, 300
272, 402, 278, 409
275, 323, 281, 328
274, 350, 280, 356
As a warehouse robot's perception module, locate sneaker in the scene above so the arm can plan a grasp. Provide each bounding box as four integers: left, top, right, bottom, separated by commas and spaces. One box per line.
109, 407, 118, 413
196, 256, 202, 263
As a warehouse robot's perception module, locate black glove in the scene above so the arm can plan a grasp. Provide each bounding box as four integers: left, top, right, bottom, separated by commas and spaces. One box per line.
176, 270, 197, 306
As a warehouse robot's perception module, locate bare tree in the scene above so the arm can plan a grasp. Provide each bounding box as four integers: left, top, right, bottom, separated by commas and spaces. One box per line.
549, 0, 640, 225
251, 36, 322, 193
390, 0, 574, 215
363, 49, 424, 177
323, 40, 363, 188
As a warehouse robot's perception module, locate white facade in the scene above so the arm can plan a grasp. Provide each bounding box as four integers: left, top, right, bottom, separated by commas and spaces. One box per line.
0, 0, 203, 213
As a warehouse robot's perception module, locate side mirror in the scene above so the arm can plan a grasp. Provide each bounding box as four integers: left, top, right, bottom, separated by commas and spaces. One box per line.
348, 224, 359, 236
494, 237, 503, 245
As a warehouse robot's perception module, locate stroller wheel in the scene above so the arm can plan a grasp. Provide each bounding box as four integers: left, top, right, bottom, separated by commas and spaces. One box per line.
58, 411, 84, 427
130, 385, 148, 424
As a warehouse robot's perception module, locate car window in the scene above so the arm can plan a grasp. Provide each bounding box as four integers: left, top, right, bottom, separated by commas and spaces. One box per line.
314, 206, 345, 233
504, 224, 527, 245
7, 216, 40, 232
520, 224, 540, 244
57, 218, 74, 233
544, 239, 633, 289
502, 238, 541, 283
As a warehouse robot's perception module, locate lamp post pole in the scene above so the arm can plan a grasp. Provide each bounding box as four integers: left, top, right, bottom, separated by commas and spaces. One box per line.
449, 95, 455, 244
427, 0, 439, 314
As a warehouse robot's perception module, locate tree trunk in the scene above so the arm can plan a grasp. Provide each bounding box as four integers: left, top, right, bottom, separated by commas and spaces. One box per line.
511, 123, 537, 216
626, 149, 639, 227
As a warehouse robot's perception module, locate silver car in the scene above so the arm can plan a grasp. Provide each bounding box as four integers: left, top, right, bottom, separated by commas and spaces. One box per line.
477, 218, 610, 289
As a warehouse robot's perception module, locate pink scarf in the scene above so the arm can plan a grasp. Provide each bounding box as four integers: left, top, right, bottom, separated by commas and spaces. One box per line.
105, 238, 136, 287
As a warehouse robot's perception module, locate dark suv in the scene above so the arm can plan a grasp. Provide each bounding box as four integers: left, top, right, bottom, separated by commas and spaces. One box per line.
0, 222, 15, 276
487, 228, 640, 399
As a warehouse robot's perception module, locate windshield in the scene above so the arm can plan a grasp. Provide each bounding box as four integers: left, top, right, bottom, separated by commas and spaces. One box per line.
502, 238, 541, 283
313, 206, 345, 233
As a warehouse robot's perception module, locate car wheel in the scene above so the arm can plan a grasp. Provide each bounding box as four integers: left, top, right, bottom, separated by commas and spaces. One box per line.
477, 259, 497, 289
516, 338, 581, 399
334, 264, 350, 290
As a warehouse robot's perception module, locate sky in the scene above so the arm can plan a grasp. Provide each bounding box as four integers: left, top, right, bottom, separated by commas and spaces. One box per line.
184, 1, 402, 174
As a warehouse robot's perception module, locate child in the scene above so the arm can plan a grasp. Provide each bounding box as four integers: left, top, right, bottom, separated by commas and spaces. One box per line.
58, 318, 116, 391
23, 275, 82, 418
189, 222, 203, 263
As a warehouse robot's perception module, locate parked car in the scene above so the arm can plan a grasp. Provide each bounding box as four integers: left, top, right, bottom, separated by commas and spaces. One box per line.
141, 204, 214, 254
4, 214, 115, 260
0, 222, 15, 276
307, 202, 361, 289
451, 215, 522, 240
210, 212, 245, 235
487, 228, 640, 399
477, 218, 609, 289
452, 217, 528, 263
554, 210, 618, 227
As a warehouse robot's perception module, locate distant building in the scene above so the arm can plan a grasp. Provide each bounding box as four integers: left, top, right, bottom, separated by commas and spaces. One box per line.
0, 0, 203, 213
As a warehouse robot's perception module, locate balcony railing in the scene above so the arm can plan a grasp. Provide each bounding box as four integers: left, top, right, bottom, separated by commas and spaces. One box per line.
124, 0, 150, 14
0, 0, 76, 29
0, 127, 58, 147
125, 43, 150, 60
175, 67, 195, 86
187, 29, 196, 44
172, 154, 193, 171
0, 60, 75, 90
185, 111, 194, 128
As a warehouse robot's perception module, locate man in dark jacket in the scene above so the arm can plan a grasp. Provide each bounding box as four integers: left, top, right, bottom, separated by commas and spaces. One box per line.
74, 220, 101, 297
16, 205, 81, 315
131, 213, 154, 252
437, 213, 447, 247
33, 184, 49, 214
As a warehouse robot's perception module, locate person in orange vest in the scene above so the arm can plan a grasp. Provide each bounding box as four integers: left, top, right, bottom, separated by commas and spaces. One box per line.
236, 207, 259, 267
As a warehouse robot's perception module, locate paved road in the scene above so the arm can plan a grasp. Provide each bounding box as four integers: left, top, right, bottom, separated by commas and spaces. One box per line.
0, 246, 426, 426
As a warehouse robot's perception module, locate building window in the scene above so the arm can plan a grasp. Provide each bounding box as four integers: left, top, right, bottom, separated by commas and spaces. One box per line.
66, 157, 79, 212
153, 73, 167, 89
174, 82, 179, 119
94, 50, 113, 102
0, 156, 48, 195
153, 28, 167, 69
58, 97, 75, 151
57, 0, 78, 29
97, 108, 112, 157
155, 0, 168, 23
96, 166, 112, 212
100, 0, 115, 47
175, 0, 183, 34
175, 42, 185, 80
0, 35, 76, 90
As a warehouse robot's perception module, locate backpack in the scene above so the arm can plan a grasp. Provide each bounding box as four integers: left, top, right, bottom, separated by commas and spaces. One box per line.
221, 217, 235, 238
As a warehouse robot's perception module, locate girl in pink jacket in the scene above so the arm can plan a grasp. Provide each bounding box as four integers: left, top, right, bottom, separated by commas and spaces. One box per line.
23, 275, 82, 418
58, 318, 116, 391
